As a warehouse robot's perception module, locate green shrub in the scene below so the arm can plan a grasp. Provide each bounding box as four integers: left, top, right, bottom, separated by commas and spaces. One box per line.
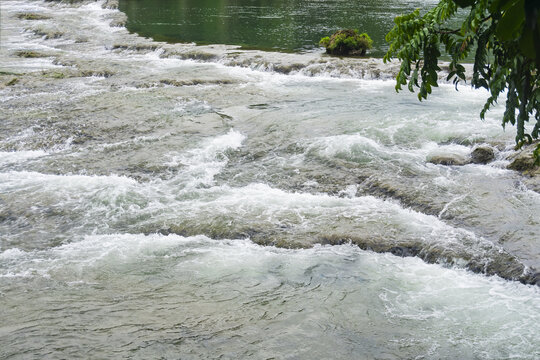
319, 36, 330, 48
319, 29, 373, 56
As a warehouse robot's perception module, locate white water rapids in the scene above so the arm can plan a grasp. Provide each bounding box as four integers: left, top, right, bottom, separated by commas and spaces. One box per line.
0, 0, 539, 359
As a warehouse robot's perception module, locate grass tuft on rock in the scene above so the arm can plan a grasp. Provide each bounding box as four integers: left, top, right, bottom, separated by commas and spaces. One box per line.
320, 29, 373, 56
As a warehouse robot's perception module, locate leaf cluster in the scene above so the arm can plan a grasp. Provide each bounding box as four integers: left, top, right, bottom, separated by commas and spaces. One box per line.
384, 0, 540, 163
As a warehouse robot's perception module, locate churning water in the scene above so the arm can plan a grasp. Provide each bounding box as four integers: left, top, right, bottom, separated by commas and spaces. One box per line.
0, 0, 539, 359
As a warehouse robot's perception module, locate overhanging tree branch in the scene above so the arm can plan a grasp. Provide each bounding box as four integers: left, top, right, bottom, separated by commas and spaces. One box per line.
384, 0, 540, 163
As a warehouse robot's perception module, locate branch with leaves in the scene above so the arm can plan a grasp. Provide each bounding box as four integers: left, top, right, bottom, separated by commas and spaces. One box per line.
384, 0, 540, 163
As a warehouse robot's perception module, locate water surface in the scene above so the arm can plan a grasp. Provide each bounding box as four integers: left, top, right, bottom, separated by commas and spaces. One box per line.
119, 0, 438, 54
1, 0, 539, 359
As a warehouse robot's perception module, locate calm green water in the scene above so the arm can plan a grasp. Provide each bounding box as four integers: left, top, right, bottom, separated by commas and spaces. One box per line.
119, 0, 438, 54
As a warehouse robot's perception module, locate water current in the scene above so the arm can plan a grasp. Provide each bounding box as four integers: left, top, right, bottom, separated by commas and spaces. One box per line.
0, 0, 539, 359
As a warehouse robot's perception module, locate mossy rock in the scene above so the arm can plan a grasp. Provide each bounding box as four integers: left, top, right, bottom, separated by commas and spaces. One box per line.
427, 154, 470, 166
6, 78, 19, 86
319, 29, 373, 56
470, 145, 495, 164
17, 13, 50, 20
507, 141, 540, 173
15, 50, 48, 58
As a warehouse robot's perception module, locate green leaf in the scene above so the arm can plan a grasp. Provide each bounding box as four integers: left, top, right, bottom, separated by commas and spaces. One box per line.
533, 144, 540, 165
519, 28, 536, 58
496, 0, 525, 41
490, 0, 515, 12
452, 0, 475, 8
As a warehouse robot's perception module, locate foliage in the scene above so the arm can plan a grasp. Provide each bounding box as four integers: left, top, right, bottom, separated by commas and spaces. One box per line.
320, 29, 373, 56
384, 0, 540, 163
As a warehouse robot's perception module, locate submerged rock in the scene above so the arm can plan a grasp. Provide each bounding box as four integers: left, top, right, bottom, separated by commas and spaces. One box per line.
31, 28, 64, 39
16, 13, 50, 20
470, 145, 495, 164
427, 154, 471, 166
5, 78, 18, 86
508, 155, 536, 172
318, 234, 539, 286
160, 79, 235, 87
15, 50, 48, 58
507, 142, 540, 192
79, 69, 114, 78
102, 0, 119, 10
112, 44, 160, 52
107, 13, 127, 28
507, 143, 539, 173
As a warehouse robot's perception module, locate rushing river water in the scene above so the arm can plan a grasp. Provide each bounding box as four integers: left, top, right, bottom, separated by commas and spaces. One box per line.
1, 0, 540, 359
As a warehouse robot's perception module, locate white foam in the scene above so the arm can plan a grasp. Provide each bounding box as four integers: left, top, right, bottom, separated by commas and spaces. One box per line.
0, 171, 136, 188
0, 150, 48, 165
172, 97, 214, 115
1, 230, 538, 357
0, 247, 26, 260
165, 129, 245, 187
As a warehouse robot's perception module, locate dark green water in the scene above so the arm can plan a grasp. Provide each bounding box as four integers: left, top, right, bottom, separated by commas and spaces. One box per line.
119, 0, 437, 55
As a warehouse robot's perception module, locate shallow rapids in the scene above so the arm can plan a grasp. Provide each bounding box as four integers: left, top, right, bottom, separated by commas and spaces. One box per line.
1, 0, 539, 359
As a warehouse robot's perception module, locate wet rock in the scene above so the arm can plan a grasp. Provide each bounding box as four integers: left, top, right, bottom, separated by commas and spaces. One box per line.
6, 78, 18, 86
45, 0, 86, 3
52, 58, 75, 67
75, 36, 89, 43
16, 13, 50, 20
80, 69, 114, 78
427, 154, 471, 166
389, 246, 421, 257
507, 142, 539, 173
107, 13, 127, 28
109, 18, 126, 28
167, 51, 220, 62
318, 234, 538, 286
508, 155, 536, 172
359, 178, 441, 216
71, 132, 95, 145
272, 63, 305, 74
160, 79, 235, 87
470, 145, 495, 164
15, 50, 48, 58
112, 44, 159, 52
102, 0, 119, 10
32, 28, 63, 39
319, 29, 372, 56
507, 143, 540, 192
41, 70, 67, 79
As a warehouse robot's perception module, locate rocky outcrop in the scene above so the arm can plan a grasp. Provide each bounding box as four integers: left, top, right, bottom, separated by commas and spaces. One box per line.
319, 29, 373, 56
16, 13, 50, 20
427, 145, 496, 166
102, 0, 119, 10
316, 234, 539, 286
15, 50, 48, 58
427, 154, 471, 166
507, 142, 540, 192
471, 145, 495, 164
507, 142, 540, 173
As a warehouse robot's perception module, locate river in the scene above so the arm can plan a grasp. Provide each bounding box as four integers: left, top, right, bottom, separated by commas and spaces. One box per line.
0, 0, 539, 359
